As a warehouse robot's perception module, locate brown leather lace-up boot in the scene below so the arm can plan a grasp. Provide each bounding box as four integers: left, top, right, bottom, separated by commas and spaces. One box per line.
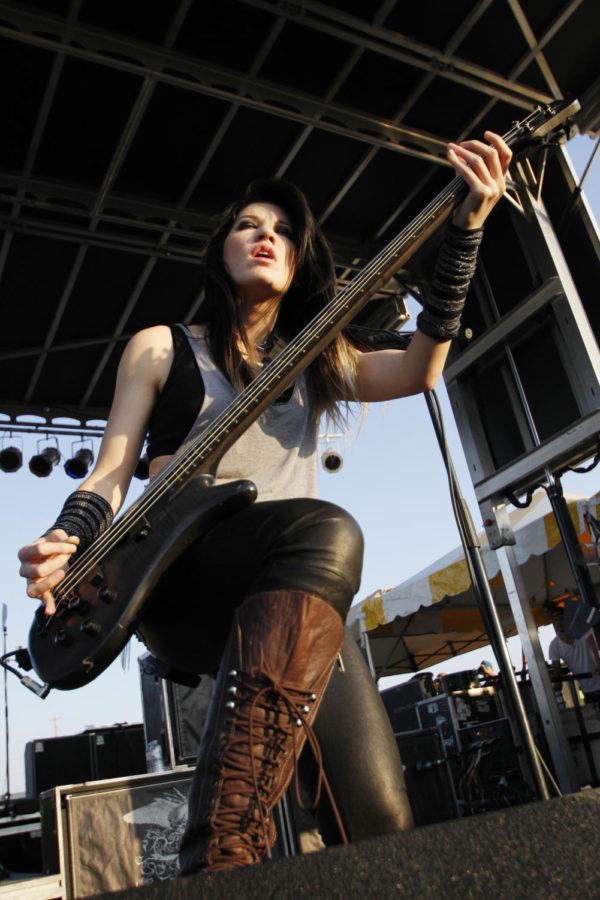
178, 590, 346, 874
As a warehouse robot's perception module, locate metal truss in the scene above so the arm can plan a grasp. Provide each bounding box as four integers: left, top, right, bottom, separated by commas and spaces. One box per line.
76, 18, 289, 405
0, 171, 215, 233
316, 0, 493, 234
0, 2, 449, 163
275, 0, 401, 179
0, 0, 586, 423
506, 0, 563, 99
0, 213, 207, 264
332, 0, 581, 241
235, 0, 552, 108
0, 418, 106, 438
0, 0, 447, 409
22, 0, 194, 404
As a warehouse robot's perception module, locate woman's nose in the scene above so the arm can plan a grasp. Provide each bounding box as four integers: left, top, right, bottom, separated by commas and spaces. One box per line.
256, 222, 276, 241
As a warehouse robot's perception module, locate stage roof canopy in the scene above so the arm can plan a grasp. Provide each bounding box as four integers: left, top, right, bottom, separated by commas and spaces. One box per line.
1, 0, 598, 424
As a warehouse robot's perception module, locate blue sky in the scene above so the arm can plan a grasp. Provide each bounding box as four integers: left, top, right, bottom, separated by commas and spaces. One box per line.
1, 134, 598, 794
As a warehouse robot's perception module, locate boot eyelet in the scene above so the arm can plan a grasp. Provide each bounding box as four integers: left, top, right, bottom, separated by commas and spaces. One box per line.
228, 685, 238, 695
295, 718, 302, 727
226, 700, 236, 709
228, 669, 238, 677
309, 693, 317, 701
301, 705, 310, 714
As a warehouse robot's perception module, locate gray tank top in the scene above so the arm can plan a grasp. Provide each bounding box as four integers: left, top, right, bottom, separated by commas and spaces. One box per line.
178, 324, 318, 501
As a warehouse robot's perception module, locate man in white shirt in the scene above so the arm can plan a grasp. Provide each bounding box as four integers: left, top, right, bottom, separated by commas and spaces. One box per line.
547, 603, 600, 705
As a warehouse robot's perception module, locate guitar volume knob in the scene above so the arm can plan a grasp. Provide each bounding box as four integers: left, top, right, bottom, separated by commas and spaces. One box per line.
80, 618, 102, 636
54, 629, 71, 647
98, 586, 115, 604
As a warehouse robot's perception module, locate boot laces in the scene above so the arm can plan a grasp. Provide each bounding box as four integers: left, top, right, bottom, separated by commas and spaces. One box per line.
206, 666, 346, 870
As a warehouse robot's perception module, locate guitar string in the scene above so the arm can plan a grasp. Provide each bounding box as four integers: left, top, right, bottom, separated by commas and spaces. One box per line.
46, 111, 537, 613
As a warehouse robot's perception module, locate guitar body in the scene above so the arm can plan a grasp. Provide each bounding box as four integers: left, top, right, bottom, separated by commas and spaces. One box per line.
28, 476, 257, 690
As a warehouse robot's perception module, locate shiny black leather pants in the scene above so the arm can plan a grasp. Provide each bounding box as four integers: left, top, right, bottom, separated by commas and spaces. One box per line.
141, 497, 413, 842
310, 630, 414, 842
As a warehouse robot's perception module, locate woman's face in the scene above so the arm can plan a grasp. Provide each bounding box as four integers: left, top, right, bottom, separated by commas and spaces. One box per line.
223, 202, 297, 305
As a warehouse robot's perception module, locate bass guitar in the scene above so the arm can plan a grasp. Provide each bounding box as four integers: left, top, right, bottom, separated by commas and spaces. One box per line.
28, 99, 579, 690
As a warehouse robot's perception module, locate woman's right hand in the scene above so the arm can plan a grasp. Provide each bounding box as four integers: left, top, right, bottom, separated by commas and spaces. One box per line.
18, 530, 80, 615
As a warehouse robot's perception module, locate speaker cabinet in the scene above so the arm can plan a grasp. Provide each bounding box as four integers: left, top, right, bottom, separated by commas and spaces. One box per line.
394, 727, 460, 825
40, 770, 194, 896
40, 772, 298, 896
26, 726, 146, 801
26, 734, 92, 800
90, 725, 147, 781
138, 653, 214, 768
441, 148, 600, 503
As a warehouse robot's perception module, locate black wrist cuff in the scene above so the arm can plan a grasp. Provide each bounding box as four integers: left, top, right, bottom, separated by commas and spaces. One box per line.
45, 490, 113, 554
417, 224, 483, 341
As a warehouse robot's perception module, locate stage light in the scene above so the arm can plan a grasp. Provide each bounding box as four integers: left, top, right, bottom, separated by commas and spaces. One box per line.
319, 432, 344, 474
29, 443, 61, 478
321, 449, 344, 473
0, 439, 23, 473
134, 454, 150, 481
65, 442, 94, 479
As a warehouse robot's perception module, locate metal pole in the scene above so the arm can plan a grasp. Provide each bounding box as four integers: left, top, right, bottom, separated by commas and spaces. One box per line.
494, 538, 579, 793
424, 391, 549, 799
2, 604, 9, 805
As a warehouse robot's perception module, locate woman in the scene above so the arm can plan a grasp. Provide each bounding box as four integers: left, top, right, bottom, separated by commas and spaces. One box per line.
18, 132, 511, 873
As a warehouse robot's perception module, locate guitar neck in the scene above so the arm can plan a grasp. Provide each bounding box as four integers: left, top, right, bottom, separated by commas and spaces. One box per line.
62, 99, 580, 590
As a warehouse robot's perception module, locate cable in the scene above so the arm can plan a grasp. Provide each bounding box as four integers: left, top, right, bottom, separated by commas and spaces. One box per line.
504, 437, 600, 510
0, 652, 50, 699
506, 484, 544, 509
534, 744, 562, 798
557, 437, 600, 478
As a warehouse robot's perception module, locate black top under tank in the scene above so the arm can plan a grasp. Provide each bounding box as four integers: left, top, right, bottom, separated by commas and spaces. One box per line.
146, 325, 299, 462
146, 326, 204, 461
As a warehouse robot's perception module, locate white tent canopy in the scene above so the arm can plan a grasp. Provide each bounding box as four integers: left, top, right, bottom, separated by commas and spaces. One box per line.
348, 491, 600, 676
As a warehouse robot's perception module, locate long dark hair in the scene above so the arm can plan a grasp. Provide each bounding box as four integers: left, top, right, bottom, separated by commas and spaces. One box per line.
195, 178, 358, 421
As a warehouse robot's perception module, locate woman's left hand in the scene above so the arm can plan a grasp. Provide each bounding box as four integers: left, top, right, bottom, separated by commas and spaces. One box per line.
448, 131, 512, 231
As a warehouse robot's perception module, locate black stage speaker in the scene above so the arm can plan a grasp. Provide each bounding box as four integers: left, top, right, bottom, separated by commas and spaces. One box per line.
380, 675, 435, 709
90, 724, 147, 781
395, 727, 460, 826
379, 676, 434, 732
138, 654, 214, 768
437, 149, 600, 503
415, 694, 462, 756
25, 734, 92, 799
25, 726, 146, 801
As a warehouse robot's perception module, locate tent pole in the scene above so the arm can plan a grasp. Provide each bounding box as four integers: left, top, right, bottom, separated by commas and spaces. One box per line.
424, 390, 550, 800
